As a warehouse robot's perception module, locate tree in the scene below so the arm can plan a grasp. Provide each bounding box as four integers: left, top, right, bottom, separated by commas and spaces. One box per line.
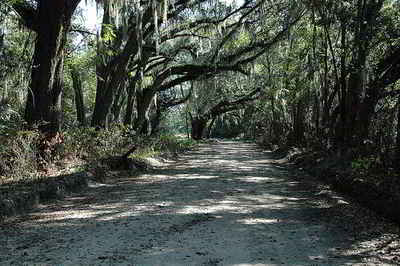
12, 0, 82, 134
190, 84, 261, 140
149, 87, 192, 135
0, 4, 32, 112
71, 66, 86, 126
90, 0, 304, 135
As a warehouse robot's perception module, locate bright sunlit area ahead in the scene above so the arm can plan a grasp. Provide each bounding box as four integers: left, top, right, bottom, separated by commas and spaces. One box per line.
79, 1, 98, 30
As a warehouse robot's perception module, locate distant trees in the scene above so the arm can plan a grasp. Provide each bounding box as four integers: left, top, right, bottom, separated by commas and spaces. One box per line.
190, 87, 261, 139
0, 4, 32, 114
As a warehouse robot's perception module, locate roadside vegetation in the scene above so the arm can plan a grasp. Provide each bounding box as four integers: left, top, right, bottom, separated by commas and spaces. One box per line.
0, 125, 197, 185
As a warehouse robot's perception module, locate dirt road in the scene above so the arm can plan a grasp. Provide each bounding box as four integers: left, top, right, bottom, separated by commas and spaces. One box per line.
1, 141, 399, 265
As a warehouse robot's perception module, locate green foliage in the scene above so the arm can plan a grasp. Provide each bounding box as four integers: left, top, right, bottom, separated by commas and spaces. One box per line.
162, 107, 189, 135
225, 30, 251, 50
0, 100, 24, 131
63, 123, 196, 161
63, 124, 132, 160
64, 46, 96, 126
211, 113, 243, 138
1, 0, 399, 184
351, 157, 381, 174
130, 134, 197, 159
154, 134, 197, 153
102, 23, 117, 43
0, 120, 197, 184
0, 10, 33, 110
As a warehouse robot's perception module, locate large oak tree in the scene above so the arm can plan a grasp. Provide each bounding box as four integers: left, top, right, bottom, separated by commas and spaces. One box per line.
12, 0, 81, 133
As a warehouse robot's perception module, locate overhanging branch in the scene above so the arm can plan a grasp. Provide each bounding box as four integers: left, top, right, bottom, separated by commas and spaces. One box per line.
204, 87, 261, 120
11, 2, 38, 31
160, 87, 193, 109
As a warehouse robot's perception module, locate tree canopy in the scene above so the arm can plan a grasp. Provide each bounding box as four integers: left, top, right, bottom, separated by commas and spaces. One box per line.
0, 0, 398, 153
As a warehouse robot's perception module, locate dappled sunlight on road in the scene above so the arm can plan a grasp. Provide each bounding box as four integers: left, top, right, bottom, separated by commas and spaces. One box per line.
237, 218, 278, 225
1, 141, 399, 265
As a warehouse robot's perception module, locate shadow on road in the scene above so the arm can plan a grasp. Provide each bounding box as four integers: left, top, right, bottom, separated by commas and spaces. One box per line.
1, 141, 399, 265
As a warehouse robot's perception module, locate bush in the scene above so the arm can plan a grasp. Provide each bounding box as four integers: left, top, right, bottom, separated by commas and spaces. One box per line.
150, 134, 196, 154
0, 122, 197, 184
0, 129, 40, 183
351, 156, 382, 175
63, 124, 134, 160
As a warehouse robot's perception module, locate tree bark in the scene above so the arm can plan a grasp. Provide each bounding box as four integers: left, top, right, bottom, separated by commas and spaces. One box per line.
91, 0, 140, 128
134, 89, 156, 135
110, 83, 127, 123
396, 94, 400, 162
191, 117, 208, 140
91, 1, 116, 128
23, 0, 80, 133
206, 116, 217, 138
71, 68, 86, 126
150, 104, 162, 136
124, 80, 137, 126
334, 0, 384, 147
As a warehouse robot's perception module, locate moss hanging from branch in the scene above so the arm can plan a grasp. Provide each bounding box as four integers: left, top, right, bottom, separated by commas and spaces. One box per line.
135, 1, 143, 61
152, 0, 159, 55
163, 0, 168, 24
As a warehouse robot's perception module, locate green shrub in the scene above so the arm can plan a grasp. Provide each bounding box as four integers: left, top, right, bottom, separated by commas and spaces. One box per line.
63, 124, 134, 160
351, 156, 381, 175
0, 129, 40, 183
0, 123, 197, 184
152, 134, 197, 153
128, 134, 197, 159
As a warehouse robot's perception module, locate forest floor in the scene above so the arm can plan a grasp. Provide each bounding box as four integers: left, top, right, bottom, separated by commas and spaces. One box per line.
1, 141, 400, 265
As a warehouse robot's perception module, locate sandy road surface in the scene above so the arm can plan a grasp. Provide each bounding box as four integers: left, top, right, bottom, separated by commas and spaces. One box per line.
1, 141, 400, 265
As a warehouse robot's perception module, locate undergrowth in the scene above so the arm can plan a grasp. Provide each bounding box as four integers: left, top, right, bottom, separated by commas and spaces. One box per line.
0, 129, 40, 184
0, 124, 197, 185
129, 135, 197, 159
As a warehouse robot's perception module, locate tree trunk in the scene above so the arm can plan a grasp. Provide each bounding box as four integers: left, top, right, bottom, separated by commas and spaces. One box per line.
270, 94, 283, 143
356, 88, 380, 143
185, 111, 190, 139
124, 80, 137, 126
335, 0, 383, 148
337, 18, 347, 148
110, 83, 127, 124
191, 117, 208, 140
396, 94, 400, 162
288, 100, 305, 146
150, 104, 162, 136
91, 1, 116, 128
91, 78, 115, 128
24, 1, 75, 133
134, 89, 155, 135
206, 116, 217, 138
71, 68, 86, 126
313, 92, 320, 140
91, 0, 139, 128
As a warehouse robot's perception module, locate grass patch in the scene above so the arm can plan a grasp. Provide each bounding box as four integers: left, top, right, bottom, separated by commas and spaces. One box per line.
130, 134, 198, 159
